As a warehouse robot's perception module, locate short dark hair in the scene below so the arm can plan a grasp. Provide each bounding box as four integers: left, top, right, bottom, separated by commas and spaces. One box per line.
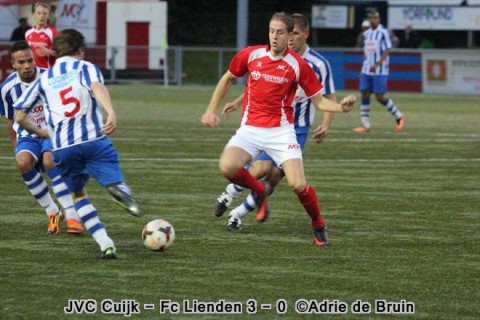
270, 12, 294, 33
53, 28, 85, 58
33, 2, 50, 13
11, 40, 32, 55
291, 13, 310, 32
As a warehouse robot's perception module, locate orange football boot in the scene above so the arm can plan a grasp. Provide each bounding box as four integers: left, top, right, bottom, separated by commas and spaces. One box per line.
67, 218, 83, 235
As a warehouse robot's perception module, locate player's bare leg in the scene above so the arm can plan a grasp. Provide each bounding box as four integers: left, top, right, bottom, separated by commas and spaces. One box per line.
282, 158, 328, 246
16, 151, 62, 236
375, 93, 404, 131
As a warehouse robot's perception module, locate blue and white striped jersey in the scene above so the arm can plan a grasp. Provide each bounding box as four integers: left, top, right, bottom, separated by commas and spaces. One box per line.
0, 67, 47, 138
361, 24, 392, 75
14, 56, 105, 150
293, 46, 335, 132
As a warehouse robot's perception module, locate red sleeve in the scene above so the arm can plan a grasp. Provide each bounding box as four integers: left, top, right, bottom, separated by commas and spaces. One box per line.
228, 47, 251, 78
298, 59, 323, 98
51, 27, 58, 38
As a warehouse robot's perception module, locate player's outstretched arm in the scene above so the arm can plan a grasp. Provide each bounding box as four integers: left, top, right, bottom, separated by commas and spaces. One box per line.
201, 71, 235, 127
91, 82, 117, 135
15, 110, 48, 138
312, 93, 337, 144
311, 93, 356, 113
222, 93, 244, 118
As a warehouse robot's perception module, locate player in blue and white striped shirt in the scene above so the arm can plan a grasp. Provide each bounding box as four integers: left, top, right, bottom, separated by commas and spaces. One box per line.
214, 14, 337, 234
353, 10, 405, 133
14, 29, 143, 259
0, 40, 82, 236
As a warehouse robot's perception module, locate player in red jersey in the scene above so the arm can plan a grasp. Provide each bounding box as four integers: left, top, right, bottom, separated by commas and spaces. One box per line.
201, 12, 356, 246
25, 2, 57, 68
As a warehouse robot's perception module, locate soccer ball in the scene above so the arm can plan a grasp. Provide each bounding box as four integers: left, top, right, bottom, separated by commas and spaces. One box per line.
142, 219, 175, 251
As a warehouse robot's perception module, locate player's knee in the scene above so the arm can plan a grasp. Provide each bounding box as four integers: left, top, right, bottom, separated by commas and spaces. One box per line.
288, 179, 307, 194
219, 159, 240, 177
375, 94, 386, 103
42, 157, 55, 170
73, 189, 88, 202
15, 158, 34, 173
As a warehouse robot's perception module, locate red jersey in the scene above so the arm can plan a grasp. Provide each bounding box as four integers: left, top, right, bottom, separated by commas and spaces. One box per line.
25, 25, 57, 68
229, 45, 322, 128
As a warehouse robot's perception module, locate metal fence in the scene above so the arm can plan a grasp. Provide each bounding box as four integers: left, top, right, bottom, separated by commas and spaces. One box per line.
84, 45, 237, 86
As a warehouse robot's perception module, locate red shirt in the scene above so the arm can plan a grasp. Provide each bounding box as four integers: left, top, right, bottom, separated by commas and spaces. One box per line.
229, 45, 322, 128
25, 25, 57, 68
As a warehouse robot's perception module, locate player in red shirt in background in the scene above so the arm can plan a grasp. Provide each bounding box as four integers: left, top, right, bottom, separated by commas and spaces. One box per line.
25, 2, 57, 68
201, 12, 356, 246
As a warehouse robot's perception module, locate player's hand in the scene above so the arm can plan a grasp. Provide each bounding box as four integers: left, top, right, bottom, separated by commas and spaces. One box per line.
369, 64, 377, 73
37, 46, 49, 57
340, 95, 356, 113
312, 125, 328, 144
101, 113, 117, 135
201, 111, 220, 127
221, 102, 240, 118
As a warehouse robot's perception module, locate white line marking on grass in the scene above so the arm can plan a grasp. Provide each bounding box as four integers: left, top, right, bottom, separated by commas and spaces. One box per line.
1, 157, 479, 165
0, 134, 479, 143
118, 157, 480, 163
98, 137, 480, 143
326, 138, 479, 142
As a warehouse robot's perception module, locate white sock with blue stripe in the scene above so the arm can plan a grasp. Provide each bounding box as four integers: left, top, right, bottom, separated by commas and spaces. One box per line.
47, 167, 80, 221
360, 98, 371, 129
75, 198, 114, 251
382, 98, 402, 120
229, 192, 257, 220
226, 183, 245, 198
22, 169, 58, 216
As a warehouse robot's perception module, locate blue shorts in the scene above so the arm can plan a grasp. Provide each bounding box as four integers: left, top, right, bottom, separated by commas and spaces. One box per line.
53, 137, 124, 192
257, 131, 309, 162
15, 136, 52, 160
15, 136, 53, 171
359, 74, 388, 94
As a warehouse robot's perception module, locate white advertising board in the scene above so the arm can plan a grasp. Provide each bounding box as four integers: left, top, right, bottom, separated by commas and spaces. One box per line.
56, 0, 97, 44
422, 50, 480, 95
389, 6, 480, 30
312, 5, 348, 29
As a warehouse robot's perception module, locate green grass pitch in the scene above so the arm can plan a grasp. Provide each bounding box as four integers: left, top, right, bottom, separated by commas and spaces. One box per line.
0, 84, 478, 319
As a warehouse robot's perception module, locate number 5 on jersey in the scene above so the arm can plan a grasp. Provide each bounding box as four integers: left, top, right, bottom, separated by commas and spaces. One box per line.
60, 86, 80, 117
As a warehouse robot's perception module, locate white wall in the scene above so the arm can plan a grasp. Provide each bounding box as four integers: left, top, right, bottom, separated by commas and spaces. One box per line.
106, 0, 167, 70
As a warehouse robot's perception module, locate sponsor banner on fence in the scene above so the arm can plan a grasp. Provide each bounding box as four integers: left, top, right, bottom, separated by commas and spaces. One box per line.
389, 6, 480, 30
312, 5, 348, 29
56, 0, 97, 44
422, 51, 480, 95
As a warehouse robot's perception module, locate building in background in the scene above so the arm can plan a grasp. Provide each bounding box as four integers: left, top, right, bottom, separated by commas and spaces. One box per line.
0, 0, 167, 78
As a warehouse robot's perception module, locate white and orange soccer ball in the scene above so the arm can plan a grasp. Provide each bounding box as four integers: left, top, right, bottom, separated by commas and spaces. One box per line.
142, 219, 175, 251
